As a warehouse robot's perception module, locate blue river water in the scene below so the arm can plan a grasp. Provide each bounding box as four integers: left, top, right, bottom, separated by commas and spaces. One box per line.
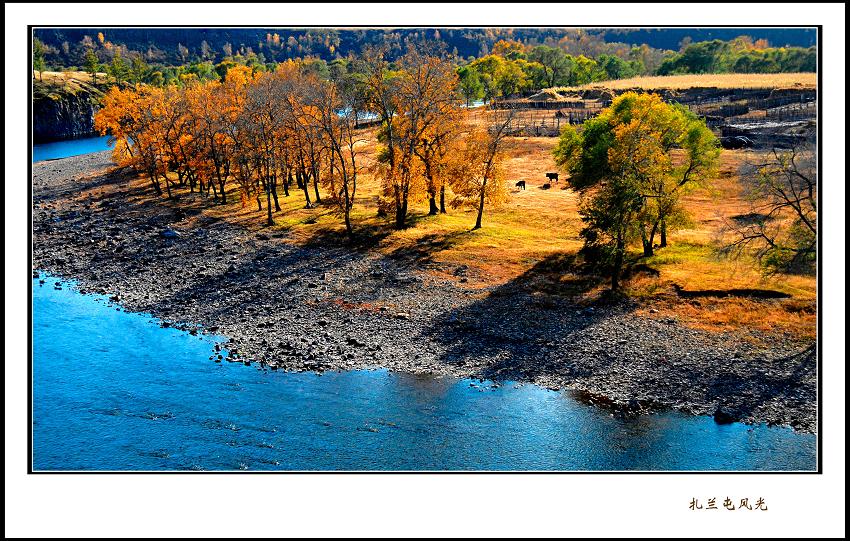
32, 274, 817, 471
33, 136, 112, 163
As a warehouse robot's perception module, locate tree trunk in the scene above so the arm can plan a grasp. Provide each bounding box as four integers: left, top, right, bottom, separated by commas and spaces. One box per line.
428, 195, 439, 215
149, 174, 162, 196
299, 171, 312, 208
395, 198, 408, 229
660, 218, 668, 247
642, 221, 659, 256
271, 178, 281, 211
473, 184, 486, 230
281, 171, 290, 196
439, 184, 447, 213
344, 208, 353, 238
611, 234, 625, 291
312, 174, 321, 203
266, 182, 274, 226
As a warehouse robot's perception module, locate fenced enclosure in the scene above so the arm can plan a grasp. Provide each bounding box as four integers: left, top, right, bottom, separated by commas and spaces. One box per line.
355, 88, 816, 140
472, 103, 604, 137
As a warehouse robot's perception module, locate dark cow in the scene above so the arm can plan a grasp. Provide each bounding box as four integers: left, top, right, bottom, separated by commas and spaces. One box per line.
515, 180, 526, 190
720, 136, 755, 150
541, 183, 551, 190
545, 172, 559, 183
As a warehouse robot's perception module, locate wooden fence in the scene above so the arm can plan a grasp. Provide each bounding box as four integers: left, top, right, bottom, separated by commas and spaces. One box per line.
765, 100, 817, 121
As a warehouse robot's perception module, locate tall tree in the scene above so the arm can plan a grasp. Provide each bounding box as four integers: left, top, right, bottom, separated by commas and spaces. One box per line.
364, 49, 403, 226
130, 54, 149, 84
528, 45, 572, 87
316, 79, 364, 237
33, 38, 46, 81
554, 92, 719, 289
725, 142, 816, 275
385, 50, 461, 227
95, 86, 169, 197
457, 66, 484, 107
83, 48, 100, 83
448, 110, 513, 230
108, 50, 129, 84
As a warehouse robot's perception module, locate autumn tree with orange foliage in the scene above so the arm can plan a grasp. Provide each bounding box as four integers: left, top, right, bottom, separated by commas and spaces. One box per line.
96, 85, 172, 197
93, 55, 482, 236
447, 109, 513, 230
369, 48, 462, 228
315, 79, 364, 238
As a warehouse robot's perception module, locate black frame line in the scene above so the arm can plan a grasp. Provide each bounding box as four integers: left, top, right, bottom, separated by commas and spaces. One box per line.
27, 23, 823, 474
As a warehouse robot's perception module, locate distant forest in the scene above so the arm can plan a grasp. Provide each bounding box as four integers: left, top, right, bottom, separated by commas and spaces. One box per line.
32, 27, 816, 98
34, 27, 816, 68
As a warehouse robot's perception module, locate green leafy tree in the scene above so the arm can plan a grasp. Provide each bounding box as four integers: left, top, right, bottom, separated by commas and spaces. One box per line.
516, 59, 548, 90
83, 48, 100, 83
467, 55, 503, 102
597, 54, 641, 80
130, 54, 149, 84
33, 38, 46, 81
149, 70, 165, 87
528, 45, 573, 87
657, 38, 815, 75
554, 92, 719, 290
457, 66, 484, 106
108, 50, 129, 84
569, 55, 604, 85
494, 60, 527, 97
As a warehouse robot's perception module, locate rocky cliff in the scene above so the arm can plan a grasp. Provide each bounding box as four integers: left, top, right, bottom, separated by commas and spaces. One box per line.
32, 73, 108, 143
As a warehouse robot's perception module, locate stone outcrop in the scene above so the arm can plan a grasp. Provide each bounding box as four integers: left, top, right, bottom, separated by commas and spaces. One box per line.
33, 90, 100, 142
32, 75, 109, 143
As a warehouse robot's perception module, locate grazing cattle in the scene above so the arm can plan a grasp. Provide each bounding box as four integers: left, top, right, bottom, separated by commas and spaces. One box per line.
515, 180, 526, 190
541, 183, 551, 190
545, 172, 559, 183
720, 136, 755, 150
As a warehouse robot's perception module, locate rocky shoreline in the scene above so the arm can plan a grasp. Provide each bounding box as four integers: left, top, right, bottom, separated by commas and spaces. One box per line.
31, 151, 817, 433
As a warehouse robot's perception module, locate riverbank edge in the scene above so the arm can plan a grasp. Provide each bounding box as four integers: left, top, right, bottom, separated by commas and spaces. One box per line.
30, 151, 818, 434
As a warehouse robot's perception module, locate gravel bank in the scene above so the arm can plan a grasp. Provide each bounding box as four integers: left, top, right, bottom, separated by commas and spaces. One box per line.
31, 151, 817, 433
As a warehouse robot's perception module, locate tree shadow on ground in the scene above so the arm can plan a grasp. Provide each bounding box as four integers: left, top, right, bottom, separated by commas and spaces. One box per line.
295, 210, 444, 253
33, 164, 137, 204
421, 252, 616, 382
386, 230, 470, 267
420, 252, 816, 429
298, 223, 394, 252
706, 343, 816, 427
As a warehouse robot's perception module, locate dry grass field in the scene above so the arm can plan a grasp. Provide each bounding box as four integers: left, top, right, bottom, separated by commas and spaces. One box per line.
33, 70, 110, 87
112, 125, 816, 341
33, 70, 109, 99
555, 72, 817, 92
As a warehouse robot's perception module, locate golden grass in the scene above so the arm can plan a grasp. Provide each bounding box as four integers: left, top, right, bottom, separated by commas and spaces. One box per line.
101, 127, 815, 340
555, 72, 817, 92
34, 70, 107, 86
33, 70, 109, 102
634, 296, 816, 340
